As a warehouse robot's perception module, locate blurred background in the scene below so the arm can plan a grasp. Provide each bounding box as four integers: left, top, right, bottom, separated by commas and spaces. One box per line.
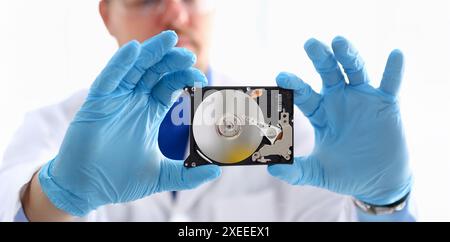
0, 0, 449, 221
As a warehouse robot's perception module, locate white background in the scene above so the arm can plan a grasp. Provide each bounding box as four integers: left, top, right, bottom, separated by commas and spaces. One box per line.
0, 0, 449, 221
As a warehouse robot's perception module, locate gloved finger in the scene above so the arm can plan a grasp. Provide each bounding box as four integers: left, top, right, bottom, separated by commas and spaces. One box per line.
267, 156, 322, 187
151, 48, 196, 74
158, 159, 222, 192
379, 49, 405, 97
139, 48, 197, 91
90, 40, 141, 95
332, 36, 369, 86
122, 31, 178, 88
151, 68, 208, 108
304, 38, 346, 89
276, 72, 326, 127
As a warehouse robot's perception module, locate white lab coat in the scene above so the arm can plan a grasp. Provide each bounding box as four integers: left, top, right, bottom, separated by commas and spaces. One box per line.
0, 71, 357, 222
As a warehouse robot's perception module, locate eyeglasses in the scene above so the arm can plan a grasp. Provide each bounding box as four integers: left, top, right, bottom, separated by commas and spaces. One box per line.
108, 0, 216, 16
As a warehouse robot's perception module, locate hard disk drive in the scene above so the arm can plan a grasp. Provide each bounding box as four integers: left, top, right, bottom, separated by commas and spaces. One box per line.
184, 87, 294, 168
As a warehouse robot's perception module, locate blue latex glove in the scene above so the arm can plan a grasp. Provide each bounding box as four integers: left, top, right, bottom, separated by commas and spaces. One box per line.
39, 31, 221, 217
268, 37, 412, 206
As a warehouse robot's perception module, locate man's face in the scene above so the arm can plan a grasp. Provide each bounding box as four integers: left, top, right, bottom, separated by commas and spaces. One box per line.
100, 0, 214, 72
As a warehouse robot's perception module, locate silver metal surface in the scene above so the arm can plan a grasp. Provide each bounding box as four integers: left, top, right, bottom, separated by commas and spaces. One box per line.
245, 116, 282, 145
252, 110, 293, 163
192, 90, 265, 164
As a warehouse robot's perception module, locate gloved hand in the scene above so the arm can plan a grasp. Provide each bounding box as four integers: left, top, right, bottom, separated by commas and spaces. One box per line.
39, 31, 221, 217
268, 36, 412, 205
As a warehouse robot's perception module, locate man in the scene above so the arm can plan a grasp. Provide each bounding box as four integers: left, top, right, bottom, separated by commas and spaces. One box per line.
0, 0, 414, 221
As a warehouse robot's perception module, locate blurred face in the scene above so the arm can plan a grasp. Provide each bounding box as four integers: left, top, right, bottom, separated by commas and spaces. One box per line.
100, 0, 215, 72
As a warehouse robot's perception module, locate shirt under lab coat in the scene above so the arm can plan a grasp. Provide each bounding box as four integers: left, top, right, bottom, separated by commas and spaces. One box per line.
0, 71, 359, 222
